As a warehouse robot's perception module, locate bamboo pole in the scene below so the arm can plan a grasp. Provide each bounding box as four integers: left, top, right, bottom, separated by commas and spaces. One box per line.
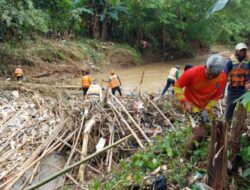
1, 120, 68, 190
144, 95, 175, 130
64, 116, 84, 167
109, 92, 151, 144
107, 129, 114, 172
24, 135, 132, 190
46, 164, 85, 190
78, 116, 98, 182
109, 102, 145, 148
56, 137, 82, 154
138, 71, 145, 97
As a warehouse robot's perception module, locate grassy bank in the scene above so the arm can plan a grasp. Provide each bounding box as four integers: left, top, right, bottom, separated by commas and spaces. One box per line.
0, 39, 141, 76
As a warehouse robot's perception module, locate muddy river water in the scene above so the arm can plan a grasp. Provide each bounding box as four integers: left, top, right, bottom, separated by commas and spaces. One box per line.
70, 45, 232, 93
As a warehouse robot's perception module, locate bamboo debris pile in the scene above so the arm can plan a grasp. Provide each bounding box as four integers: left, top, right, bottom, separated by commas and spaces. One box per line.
0, 87, 183, 189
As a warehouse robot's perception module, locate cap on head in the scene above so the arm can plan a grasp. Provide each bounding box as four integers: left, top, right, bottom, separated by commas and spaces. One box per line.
206, 54, 226, 75
235, 43, 247, 51
184, 64, 193, 71
175, 65, 180, 69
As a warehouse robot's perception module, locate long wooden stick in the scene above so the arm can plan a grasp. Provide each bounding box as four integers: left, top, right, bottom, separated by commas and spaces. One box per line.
78, 116, 98, 182
65, 116, 84, 167
25, 135, 132, 190
1, 120, 68, 189
109, 102, 145, 148
108, 129, 114, 172
144, 95, 175, 130
110, 92, 151, 144
46, 164, 85, 190
139, 71, 145, 97
56, 137, 82, 154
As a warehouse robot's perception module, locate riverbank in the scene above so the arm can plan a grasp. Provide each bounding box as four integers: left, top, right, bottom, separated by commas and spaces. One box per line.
0, 39, 235, 93
0, 39, 141, 80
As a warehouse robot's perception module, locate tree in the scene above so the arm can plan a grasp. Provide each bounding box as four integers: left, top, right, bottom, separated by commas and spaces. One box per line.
0, 0, 48, 39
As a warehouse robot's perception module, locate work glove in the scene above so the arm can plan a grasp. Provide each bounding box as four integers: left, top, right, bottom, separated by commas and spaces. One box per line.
200, 110, 210, 123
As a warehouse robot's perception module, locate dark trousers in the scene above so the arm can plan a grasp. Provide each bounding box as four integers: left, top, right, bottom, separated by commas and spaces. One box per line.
162, 78, 175, 95
112, 86, 122, 96
82, 87, 89, 96
225, 87, 245, 122
17, 76, 23, 81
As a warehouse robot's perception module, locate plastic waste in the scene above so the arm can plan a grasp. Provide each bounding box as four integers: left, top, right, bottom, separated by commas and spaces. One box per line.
154, 175, 167, 190
12, 91, 19, 98
96, 137, 106, 151
133, 101, 144, 113
193, 182, 213, 190
189, 171, 205, 185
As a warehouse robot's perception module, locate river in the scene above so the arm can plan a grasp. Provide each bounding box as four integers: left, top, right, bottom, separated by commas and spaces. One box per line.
68, 45, 232, 93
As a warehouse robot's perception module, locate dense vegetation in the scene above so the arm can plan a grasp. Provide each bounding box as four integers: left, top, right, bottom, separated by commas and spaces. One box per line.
1, 0, 250, 57
90, 117, 250, 189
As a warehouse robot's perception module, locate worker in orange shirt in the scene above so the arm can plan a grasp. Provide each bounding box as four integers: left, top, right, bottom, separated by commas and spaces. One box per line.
81, 71, 92, 97
103, 70, 122, 96
14, 66, 23, 81
174, 54, 227, 159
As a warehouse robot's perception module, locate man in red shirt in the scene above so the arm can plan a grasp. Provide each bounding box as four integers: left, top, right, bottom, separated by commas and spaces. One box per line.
174, 54, 227, 159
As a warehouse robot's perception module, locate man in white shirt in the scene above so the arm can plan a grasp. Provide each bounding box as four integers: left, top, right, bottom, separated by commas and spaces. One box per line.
86, 81, 103, 102
162, 65, 180, 95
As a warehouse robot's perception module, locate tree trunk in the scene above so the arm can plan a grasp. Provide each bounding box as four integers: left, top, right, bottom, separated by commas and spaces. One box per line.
162, 23, 166, 49
230, 103, 247, 157
101, 16, 108, 41
208, 121, 228, 190
92, 12, 100, 39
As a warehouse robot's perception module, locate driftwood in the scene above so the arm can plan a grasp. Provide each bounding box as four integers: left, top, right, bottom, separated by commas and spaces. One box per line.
107, 125, 114, 172
110, 92, 151, 144
25, 134, 132, 190
139, 71, 145, 97
32, 72, 51, 78
144, 95, 175, 130
109, 102, 145, 148
0, 85, 191, 189
78, 115, 99, 183
1, 119, 68, 190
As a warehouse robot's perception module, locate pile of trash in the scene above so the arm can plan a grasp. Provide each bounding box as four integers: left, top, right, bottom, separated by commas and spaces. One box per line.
0, 86, 183, 189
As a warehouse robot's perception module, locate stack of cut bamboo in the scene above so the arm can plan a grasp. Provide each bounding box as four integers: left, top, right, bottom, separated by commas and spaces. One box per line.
0, 87, 183, 190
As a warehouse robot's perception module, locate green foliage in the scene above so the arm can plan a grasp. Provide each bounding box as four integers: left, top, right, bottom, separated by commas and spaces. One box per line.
238, 91, 250, 112
0, 0, 48, 39
89, 126, 210, 189
241, 146, 250, 162
1, 0, 250, 56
